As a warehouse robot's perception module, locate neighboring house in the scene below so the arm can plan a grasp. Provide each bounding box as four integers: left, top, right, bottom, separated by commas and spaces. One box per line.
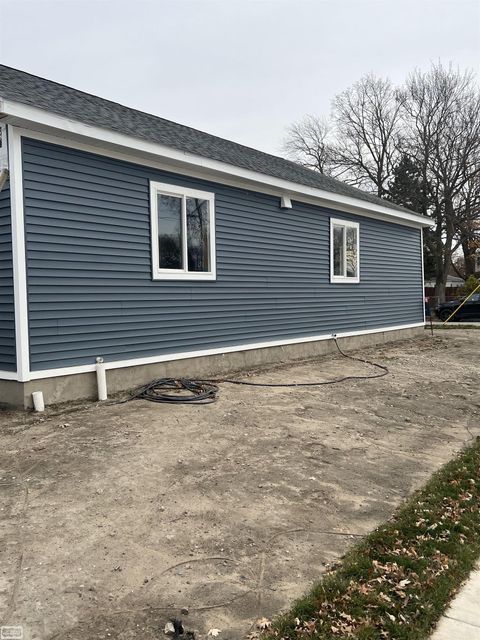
0, 66, 431, 408
424, 275, 465, 300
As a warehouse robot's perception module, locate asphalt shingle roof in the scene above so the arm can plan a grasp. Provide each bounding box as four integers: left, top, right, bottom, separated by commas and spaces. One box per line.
0, 65, 418, 217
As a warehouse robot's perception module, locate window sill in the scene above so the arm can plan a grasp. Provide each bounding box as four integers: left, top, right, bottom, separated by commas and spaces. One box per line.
152, 271, 217, 281
330, 277, 360, 284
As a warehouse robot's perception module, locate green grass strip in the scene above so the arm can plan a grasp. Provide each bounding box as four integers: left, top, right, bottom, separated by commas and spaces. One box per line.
264, 437, 480, 640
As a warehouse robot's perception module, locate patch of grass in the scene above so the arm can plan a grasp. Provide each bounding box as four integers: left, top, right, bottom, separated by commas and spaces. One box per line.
263, 438, 480, 640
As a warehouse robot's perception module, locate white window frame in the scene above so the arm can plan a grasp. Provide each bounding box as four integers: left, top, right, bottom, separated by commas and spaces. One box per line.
330, 218, 360, 284
150, 181, 216, 281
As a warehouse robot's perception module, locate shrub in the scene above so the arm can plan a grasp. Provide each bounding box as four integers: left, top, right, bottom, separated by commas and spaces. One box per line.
460, 274, 480, 297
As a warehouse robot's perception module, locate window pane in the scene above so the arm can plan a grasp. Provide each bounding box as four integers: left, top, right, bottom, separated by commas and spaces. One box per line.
346, 226, 358, 277
158, 194, 183, 269
186, 198, 210, 272
333, 225, 344, 276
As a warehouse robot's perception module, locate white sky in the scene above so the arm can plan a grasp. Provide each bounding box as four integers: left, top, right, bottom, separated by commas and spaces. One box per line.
0, 0, 479, 155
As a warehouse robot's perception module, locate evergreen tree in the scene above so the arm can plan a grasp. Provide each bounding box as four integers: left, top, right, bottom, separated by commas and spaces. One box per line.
388, 155, 436, 279
387, 155, 425, 213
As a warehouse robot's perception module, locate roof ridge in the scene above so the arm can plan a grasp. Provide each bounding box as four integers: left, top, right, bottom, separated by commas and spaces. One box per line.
0, 63, 301, 164
0, 64, 425, 220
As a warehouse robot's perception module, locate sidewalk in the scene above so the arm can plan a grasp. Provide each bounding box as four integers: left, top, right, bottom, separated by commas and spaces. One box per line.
428, 321, 480, 327
431, 565, 480, 639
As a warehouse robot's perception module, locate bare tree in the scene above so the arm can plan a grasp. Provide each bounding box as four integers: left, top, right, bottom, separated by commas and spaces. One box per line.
331, 74, 402, 197
282, 115, 333, 174
399, 63, 480, 300
282, 64, 480, 300
456, 175, 480, 277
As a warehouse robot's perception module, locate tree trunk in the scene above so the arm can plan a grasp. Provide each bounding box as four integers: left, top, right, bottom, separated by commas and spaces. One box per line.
432, 208, 448, 303
462, 240, 477, 277
434, 197, 456, 303
434, 270, 449, 303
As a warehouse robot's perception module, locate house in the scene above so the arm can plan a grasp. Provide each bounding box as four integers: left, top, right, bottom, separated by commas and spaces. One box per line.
424, 275, 465, 300
0, 66, 431, 408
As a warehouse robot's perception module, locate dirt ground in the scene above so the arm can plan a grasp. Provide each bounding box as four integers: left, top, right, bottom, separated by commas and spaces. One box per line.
1, 330, 479, 640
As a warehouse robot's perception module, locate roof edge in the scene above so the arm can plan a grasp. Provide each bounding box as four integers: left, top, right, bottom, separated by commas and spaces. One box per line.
0, 98, 432, 228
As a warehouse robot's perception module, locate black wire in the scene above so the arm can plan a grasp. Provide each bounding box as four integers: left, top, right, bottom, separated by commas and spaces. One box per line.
128, 338, 389, 405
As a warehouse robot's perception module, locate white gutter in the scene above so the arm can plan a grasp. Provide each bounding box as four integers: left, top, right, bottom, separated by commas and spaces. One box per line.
0, 98, 432, 228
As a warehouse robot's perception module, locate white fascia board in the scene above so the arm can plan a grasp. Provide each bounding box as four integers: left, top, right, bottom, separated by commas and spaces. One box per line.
24, 322, 424, 381
0, 99, 432, 228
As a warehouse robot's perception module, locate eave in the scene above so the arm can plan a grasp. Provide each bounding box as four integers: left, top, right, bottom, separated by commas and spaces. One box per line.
0, 98, 433, 228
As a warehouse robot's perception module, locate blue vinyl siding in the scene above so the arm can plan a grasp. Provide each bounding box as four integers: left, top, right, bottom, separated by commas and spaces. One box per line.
0, 179, 16, 371
22, 137, 424, 371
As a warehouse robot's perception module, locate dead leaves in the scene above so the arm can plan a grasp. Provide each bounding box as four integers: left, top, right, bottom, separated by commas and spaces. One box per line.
278, 536, 462, 637
247, 619, 271, 640
259, 450, 480, 639
256, 619, 272, 631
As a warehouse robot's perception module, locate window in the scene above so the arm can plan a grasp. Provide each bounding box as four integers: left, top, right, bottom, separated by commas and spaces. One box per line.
330, 218, 360, 283
150, 181, 216, 280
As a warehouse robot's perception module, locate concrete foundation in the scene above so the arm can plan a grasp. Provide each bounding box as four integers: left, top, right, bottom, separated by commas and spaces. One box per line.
0, 326, 424, 409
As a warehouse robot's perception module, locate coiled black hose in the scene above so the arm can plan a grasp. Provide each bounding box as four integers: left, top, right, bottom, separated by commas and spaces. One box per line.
128, 338, 389, 405
131, 377, 219, 404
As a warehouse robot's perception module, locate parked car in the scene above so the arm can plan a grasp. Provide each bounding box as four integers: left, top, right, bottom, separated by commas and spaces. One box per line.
435, 292, 480, 321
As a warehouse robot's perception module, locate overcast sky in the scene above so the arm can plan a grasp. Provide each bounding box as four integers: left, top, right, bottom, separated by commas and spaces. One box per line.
0, 0, 479, 155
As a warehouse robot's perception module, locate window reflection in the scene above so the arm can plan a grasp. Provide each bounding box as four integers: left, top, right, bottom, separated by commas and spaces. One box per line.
346, 226, 358, 277
333, 225, 344, 276
158, 194, 183, 269
186, 198, 210, 272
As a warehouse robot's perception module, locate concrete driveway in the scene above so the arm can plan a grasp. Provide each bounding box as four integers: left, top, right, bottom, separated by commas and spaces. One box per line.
1, 330, 479, 640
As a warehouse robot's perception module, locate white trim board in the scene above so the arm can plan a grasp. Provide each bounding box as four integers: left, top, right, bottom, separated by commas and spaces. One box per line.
17, 322, 425, 382
421, 228, 426, 324
7, 125, 30, 382
0, 370, 19, 381
0, 101, 432, 229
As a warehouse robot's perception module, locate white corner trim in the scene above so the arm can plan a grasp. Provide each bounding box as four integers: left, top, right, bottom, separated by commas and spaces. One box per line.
7, 125, 30, 382
150, 180, 216, 280
421, 227, 426, 324
23, 321, 425, 382
1, 100, 432, 228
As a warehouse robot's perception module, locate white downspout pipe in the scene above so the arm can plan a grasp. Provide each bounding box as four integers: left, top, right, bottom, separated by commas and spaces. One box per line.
96, 357, 108, 401
32, 391, 45, 412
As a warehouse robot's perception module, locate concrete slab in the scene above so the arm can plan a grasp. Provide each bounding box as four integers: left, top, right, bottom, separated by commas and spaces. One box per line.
432, 616, 480, 640
1, 330, 479, 640
432, 566, 480, 638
